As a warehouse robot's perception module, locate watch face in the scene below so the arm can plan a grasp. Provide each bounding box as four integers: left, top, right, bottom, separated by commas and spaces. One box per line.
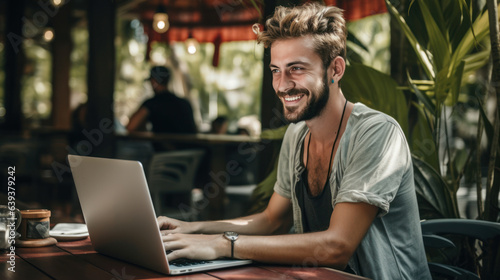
224, 231, 238, 241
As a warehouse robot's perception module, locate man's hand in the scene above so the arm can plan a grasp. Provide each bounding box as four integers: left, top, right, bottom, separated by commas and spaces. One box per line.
157, 216, 196, 234
161, 233, 227, 261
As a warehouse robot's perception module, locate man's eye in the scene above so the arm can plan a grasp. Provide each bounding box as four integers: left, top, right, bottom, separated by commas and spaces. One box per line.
291, 67, 303, 71
271, 69, 280, 74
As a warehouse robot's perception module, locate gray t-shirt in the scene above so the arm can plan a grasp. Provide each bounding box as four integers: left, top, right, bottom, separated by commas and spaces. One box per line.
274, 103, 431, 280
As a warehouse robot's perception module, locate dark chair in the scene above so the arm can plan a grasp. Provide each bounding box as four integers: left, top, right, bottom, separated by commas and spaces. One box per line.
421, 219, 500, 280
148, 149, 205, 221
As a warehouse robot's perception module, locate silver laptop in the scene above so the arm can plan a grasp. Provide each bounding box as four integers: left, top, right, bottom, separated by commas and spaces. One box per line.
68, 154, 252, 275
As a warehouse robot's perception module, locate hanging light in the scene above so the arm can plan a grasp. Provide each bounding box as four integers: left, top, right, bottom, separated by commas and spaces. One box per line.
153, 4, 169, 33
185, 33, 199, 55
43, 28, 54, 42
51, 0, 64, 7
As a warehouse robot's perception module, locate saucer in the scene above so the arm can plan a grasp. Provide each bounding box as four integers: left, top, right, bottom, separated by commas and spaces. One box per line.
50, 223, 89, 241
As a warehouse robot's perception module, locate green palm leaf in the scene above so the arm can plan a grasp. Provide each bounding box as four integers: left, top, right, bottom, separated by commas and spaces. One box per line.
450, 3, 498, 72
385, 0, 435, 79
413, 156, 460, 219
342, 63, 409, 137
418, 0, 451, 71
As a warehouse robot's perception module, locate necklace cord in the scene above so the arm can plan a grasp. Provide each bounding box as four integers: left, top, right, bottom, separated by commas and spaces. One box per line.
306, 99, 348, 187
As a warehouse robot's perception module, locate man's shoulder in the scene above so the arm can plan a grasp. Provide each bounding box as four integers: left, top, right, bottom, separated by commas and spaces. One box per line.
171, 94, 193, 107
156, 91, 180, 100
153, 92, 192, 105
350, 103, 401, 131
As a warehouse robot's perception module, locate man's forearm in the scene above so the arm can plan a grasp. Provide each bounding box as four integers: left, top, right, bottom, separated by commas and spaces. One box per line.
190, 211, 290, 235
191, 193, 293, 235
226, 202, 378, 268
232, 231, 349, 269
163, 202, 373, 268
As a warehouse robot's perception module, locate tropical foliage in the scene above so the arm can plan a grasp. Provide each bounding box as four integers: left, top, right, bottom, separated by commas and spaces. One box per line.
382, 0, 499, 277
383, 0, 498, 220
346, 13, 391, 74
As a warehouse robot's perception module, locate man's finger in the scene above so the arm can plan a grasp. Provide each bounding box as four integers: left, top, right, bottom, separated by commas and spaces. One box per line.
160, 229, 177, 235
165, 249, 184, 261
157, 216, 175, 229
161, 232, 176, 239
163, 242, 185, 257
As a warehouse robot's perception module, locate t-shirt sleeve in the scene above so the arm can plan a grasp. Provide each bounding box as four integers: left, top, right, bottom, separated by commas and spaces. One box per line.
273, 125, 296, 199
336, 119, 410, 217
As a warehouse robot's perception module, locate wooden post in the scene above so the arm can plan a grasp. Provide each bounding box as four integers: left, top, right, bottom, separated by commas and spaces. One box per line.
2, 0, 25, 132
86, 0, 116, 157
50, 1, 72, 130
259, 0, 284, 131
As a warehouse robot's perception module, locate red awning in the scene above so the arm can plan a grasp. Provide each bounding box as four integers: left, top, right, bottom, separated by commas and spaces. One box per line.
124, 0, 387, 65
324, 0, 387, 21
134, 0, 387, 44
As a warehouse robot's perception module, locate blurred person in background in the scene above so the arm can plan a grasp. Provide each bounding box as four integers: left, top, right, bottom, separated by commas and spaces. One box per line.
127, 66, 197, 135
127, 66, 197, 150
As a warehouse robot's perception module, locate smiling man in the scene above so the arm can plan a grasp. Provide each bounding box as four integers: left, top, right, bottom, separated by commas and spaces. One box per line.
158, 3, 431, 279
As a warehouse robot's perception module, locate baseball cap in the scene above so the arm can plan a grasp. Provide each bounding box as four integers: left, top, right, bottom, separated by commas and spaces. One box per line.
147, 66, 171, 85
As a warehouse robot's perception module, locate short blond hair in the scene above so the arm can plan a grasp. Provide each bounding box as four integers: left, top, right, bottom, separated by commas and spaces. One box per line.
254, 3, 346, 68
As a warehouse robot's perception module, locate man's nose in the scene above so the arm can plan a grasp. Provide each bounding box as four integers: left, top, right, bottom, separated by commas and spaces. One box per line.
276, 72, 295, 93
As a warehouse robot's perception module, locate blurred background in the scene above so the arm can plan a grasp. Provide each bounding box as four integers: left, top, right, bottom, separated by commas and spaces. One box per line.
0, 0, 498, 228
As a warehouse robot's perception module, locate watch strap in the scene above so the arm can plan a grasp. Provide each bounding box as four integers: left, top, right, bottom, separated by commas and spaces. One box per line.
230, 239, 234, 258
224, 231, 238, 259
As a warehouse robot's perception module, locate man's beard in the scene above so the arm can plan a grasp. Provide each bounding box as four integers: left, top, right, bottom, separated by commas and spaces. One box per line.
278, 72, 330, 123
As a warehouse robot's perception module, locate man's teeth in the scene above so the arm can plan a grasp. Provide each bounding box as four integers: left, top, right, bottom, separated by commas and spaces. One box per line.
285, 95, 302, 101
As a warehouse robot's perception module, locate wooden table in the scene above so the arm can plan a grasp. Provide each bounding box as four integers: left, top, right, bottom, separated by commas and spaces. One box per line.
0, 238, 368, 279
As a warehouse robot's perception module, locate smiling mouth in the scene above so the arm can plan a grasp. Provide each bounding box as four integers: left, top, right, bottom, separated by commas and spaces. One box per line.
283, 94, 304, 102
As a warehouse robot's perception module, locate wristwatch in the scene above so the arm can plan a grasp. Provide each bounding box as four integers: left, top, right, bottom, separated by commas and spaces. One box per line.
223, 231, 239, 259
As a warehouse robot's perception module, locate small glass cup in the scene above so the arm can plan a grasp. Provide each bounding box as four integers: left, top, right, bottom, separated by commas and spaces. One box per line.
0, 205, 22, 250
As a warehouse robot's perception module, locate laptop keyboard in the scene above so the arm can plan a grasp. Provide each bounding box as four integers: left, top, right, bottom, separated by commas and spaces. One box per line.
170, 258, 213, 267
166, 250, 214, 267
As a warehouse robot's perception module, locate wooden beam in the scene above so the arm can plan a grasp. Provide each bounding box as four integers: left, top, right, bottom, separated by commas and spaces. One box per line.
260, 0, 302, 131
86, 0, 116, 157
50, 1, 72, 130
2, 0, 25, 132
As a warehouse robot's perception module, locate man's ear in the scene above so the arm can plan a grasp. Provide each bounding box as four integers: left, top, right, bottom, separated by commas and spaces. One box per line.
328, 56, 346, 82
